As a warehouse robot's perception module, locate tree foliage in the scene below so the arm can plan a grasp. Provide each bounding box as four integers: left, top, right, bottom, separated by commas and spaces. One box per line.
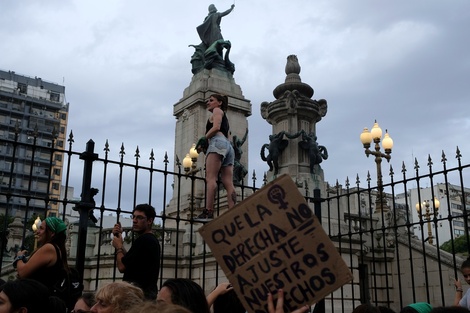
440, 235, 469, 255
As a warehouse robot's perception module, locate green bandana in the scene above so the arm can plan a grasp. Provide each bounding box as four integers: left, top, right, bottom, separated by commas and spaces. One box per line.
45, 217, 67, 234
408, 303, 432, 313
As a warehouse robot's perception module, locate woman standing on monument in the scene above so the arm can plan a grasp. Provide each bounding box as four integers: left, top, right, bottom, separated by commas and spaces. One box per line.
196, 94, 236, 220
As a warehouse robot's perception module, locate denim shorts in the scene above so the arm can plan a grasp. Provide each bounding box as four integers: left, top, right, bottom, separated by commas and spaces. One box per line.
206, 134, 235, 167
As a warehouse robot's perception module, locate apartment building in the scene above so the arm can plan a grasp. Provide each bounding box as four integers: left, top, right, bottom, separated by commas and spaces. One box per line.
0, 69, 69, 217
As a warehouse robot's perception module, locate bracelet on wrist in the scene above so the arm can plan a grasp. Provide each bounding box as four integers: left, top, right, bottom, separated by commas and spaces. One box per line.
115, 248, 124, 255
12, 255, 27, 269
456, 288, 463, 292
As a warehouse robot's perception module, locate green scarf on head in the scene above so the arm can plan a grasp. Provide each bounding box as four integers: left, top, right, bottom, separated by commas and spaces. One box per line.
45, 217, 67, 234
408, 303, 432, 313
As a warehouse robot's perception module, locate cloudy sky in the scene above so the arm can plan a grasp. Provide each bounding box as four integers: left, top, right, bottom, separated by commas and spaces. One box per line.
2, 0, 470, 201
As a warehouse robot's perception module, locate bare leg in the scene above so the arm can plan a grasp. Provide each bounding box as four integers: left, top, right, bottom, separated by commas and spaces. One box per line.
221, 165, 236, 208
205, 153, 222, 213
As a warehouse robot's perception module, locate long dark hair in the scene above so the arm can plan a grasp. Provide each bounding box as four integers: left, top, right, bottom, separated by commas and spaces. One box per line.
47, 226, 69, 271
162, 278, 210, 313
210, 94, 228, 112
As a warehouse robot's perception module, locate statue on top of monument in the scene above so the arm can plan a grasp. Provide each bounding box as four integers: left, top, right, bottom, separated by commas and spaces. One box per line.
197, 4, 235, 47
189, 4, 236, 75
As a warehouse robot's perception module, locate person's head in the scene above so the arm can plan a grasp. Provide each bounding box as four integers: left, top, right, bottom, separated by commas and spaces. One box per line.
130, 302, 192, 313
208, 4, 217, 13
40, 216, 69, 269
73, 292, 96, 313
213, 289, 245, 313
461, 257, 470, 285
38, 216, 67, 246
400, 303, 432, 313
0, 278, 60, 313
132, 204, 156, 234
91, 281, 144, 313
207, 94, 228, 112
157, 279, 210, 313
352, 304, 380, 313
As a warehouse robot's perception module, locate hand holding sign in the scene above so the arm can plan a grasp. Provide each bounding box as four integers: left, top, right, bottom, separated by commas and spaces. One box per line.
268, 290, 310, 313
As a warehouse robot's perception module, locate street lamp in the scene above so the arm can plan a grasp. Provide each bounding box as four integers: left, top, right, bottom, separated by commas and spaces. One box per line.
360, 120, 394, 212
416, 197, 440, 245
183, 143, 200, 175
31, 216, 41, 250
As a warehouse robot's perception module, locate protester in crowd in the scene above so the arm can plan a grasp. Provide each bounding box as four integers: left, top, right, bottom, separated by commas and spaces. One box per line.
14, 216, 77, 309
90, 281, 144, 313
157, 278, 210, 313
196, 94, 236, 220
129, 302, 192, 313
72, 292, 96, 313
0, 278, 66, 313
352, 304, 381, 313
455, 257, 470, 308
400, 302, 433, 313
112, 203, 161, 300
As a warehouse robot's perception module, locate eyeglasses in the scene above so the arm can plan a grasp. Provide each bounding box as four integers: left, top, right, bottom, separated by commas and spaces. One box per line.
131, 214, 147, 221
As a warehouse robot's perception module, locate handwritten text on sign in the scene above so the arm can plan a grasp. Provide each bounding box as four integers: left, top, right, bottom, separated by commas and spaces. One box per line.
199, 174, 353, 313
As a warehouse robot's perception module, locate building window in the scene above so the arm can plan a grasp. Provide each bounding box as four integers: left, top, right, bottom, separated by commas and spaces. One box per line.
451, 203, 462, 211
50, 92, 60, 102
52, 183, 60, 190
57, 140, 63, 148
54, 154, 62, 161
17, 83, 27, 94
53, 168, 61, 176
453, 220, 464, 228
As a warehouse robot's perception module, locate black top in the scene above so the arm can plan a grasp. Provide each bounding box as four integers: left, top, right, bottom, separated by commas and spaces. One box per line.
29, 244, 64, 291
206, 113, 229, 138
122, 232, 161, 299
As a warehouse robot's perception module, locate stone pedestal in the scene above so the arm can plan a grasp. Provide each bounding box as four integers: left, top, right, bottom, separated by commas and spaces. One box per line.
260, 55, 328, 195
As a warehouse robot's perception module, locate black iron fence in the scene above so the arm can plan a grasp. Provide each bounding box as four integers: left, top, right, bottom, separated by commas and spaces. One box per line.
0, 130, 469, 312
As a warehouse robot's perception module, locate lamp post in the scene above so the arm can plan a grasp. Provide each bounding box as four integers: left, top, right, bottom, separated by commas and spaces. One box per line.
183, 143, 201, 218
183, 143, 200, 175
416, 197, 440, 245
360, 120, 394, 212
31, 216, 41, 250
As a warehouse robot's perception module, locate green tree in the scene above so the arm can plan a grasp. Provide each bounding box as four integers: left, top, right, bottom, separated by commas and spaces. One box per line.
440, 235, 469, 255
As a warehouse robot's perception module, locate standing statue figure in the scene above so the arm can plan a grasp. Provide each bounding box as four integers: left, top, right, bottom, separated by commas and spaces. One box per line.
298, 131, 328, 174
190, 4, 236, 75
197, 4, 235, 47
232, 128, 248, 185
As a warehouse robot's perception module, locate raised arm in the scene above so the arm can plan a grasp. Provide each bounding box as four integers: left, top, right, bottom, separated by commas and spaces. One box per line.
220, 4, 235, 17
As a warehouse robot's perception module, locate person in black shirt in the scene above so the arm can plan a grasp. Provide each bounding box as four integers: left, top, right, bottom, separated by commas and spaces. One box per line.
112, 204, 160, 300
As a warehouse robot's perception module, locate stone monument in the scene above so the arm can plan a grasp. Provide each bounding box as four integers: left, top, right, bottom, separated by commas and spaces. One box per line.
167, 4, 251, 223
260, 55, 328, 192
